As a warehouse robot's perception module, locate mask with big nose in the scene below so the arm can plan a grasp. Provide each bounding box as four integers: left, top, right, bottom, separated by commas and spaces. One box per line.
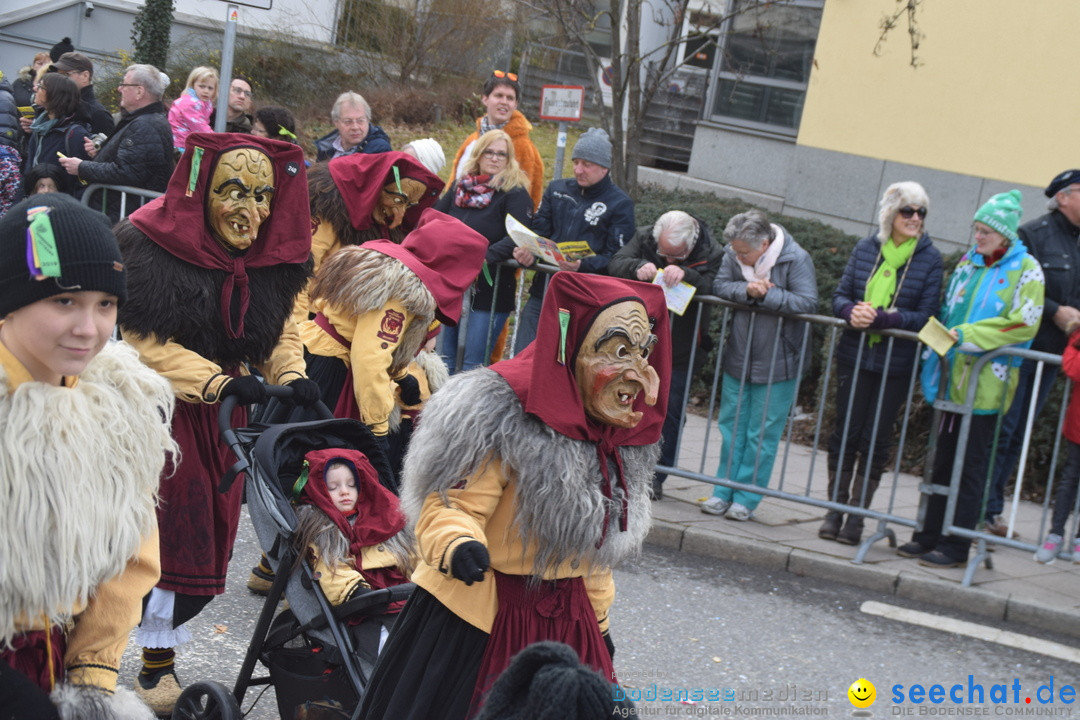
575, 301, 660, 429
207, 147, 276, 251
373, 175, 426, 230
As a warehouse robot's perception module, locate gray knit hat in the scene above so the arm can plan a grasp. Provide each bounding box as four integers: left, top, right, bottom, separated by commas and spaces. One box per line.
0, 194, 126, 317
571, 127, 612, 169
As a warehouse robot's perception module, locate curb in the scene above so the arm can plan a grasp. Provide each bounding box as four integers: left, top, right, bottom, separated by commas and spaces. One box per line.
645, 520, 1080, 640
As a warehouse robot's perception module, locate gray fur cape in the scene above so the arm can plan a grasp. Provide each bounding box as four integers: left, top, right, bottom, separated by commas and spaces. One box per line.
401, 369, 659, 574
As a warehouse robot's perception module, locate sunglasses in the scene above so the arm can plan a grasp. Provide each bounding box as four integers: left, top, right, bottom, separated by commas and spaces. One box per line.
492, 70, 518, 82
897, 206, 927, 219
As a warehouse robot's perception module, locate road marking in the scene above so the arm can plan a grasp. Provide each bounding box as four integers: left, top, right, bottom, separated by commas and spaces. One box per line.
860, 600, 1080, 665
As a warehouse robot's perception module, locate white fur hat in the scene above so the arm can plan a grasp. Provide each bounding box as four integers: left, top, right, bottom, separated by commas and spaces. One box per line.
403, 138, 446, 175
878, 181, 929, 242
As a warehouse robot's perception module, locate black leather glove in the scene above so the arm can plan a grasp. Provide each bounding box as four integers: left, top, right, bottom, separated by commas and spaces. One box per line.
603, 631, 615, 659
450, 540, 489, 585
220, 375, 267, 405
396, 373, 421, 406
287, 378, 321, 408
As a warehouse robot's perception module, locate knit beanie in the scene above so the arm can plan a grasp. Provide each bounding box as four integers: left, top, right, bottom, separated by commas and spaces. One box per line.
403, 138, 446, 175
571, 127, 612, 169
476, 641, 633, 720
49, 37, 74, 62
972, 189, 1023, 243
0, 194, 126, 317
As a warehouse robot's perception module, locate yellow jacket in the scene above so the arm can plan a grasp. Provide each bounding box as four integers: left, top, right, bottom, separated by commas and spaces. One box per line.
411, 457, 614, 634
301, 297, 415, 436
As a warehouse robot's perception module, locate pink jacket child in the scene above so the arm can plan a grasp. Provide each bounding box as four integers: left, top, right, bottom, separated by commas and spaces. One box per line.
168, 66, 218, 150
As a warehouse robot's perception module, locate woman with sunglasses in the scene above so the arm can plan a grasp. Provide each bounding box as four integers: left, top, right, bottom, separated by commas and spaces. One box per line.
819, 182, 943, 545
435, 130, 532, 372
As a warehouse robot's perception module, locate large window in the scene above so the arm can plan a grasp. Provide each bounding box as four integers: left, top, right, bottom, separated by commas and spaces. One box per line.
707, 0, 823, 133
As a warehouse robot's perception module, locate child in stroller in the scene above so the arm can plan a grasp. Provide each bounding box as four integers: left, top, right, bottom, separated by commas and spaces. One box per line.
290, 447, 414, 647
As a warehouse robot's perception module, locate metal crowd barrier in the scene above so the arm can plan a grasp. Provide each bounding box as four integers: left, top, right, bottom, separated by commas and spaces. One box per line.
453, 263, 1069, 586
80, 183, 163, 221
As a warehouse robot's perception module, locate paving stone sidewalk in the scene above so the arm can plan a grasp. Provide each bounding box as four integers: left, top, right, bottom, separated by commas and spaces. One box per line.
646, 412, 1080, 638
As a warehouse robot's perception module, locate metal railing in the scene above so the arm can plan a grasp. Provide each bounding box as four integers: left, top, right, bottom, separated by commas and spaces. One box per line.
80, 183, 163, 221
453, 263, 1069, 586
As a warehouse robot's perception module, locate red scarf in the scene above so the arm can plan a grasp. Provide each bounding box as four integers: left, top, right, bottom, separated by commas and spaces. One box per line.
492, 273, 671, 540
128, 133, 311, 338
327, 151, 443, 233
454, 174, 495, 209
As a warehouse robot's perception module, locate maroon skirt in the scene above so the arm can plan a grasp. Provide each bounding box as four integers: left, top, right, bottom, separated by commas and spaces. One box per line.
469, 572, 615, 715
0, 627, 66, 693
156, 398, 247, 596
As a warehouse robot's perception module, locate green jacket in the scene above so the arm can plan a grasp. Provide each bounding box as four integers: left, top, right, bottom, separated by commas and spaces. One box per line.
922, 239, 1045, 414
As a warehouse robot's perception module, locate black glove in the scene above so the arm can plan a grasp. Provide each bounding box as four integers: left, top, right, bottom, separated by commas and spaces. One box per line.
287, 378, 321, 408
220, 375, 267, 405
603, 631, 615, 659
450, 540, 489, 585
396, 373, 421, 406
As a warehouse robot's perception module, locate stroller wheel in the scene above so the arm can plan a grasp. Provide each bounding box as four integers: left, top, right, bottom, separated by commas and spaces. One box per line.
172, 681, 242, 720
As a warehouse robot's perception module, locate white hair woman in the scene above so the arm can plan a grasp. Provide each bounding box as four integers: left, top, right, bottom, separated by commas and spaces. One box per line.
819, 181, 943, 545
701, 210, 818, 521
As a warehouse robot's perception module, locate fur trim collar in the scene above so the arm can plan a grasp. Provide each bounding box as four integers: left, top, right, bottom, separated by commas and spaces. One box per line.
0, 342, 177, 645
401, 369, 658, 573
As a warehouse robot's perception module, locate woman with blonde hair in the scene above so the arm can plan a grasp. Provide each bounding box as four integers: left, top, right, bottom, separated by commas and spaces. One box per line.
435, 129, 532, 372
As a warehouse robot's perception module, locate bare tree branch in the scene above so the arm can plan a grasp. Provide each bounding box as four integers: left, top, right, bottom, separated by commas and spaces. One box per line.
874, 0, 924, 67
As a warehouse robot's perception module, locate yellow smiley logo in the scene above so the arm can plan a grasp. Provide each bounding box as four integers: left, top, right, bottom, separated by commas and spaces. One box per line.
848, 678, 876, 708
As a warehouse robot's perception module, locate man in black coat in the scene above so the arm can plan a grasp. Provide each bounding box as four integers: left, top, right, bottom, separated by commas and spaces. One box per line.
609, 209, 723, 499
57, 63, 173, 220
986, 169, 1080, 532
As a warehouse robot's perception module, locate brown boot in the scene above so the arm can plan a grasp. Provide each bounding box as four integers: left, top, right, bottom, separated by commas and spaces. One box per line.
818, 511, 843, 540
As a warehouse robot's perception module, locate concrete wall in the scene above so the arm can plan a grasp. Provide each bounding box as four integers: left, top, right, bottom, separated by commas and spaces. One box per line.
675, 123, 1045, 254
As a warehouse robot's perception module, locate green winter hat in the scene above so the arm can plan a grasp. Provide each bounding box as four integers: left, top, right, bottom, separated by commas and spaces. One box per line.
973, 189, 1022, 243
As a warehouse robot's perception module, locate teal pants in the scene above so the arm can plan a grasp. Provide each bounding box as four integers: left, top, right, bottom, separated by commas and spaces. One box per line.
712, 373, 798, 511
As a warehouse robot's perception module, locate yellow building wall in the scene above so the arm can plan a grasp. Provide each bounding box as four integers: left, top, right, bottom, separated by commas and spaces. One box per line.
798, 0, 1079, 187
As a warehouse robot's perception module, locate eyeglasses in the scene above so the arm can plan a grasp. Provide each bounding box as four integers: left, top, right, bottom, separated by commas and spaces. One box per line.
230, 87, 253, 97
492, 70, 518, 82
897, 206, 927, 219
117, 83, 143, 89
481, 150, 508, 160
658, 248, 691, 262
339, 117, 368, 126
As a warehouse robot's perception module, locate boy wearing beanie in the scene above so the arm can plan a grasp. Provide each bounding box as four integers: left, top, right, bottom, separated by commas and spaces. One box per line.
496, 126, 635, 352
899, 189, 1044, 568
0, 194, 177, 719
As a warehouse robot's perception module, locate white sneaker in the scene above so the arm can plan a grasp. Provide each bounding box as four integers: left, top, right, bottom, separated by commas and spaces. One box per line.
701, 497, 732, 516
1034, 533, 1063, 564
725, 503, 752, 522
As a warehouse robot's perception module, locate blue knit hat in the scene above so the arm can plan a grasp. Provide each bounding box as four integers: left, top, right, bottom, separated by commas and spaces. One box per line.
973, 189, 1023, 243
571, 127, 612, 169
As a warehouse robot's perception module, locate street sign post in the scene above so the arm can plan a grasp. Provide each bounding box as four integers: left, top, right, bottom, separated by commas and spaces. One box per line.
539, 85, 585, 179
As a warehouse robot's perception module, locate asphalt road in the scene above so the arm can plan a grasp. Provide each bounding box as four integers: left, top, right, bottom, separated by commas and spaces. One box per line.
121, 510, 1080, 718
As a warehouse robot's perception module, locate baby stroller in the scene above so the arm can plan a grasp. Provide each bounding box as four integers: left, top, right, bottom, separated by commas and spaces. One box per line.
173, 386, 414, 720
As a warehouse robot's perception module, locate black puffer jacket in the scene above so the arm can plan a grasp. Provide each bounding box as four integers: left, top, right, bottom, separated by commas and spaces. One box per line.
76, 102, 173, 215
0, 79, 20, 153
1019, 210, 1080, 355
832, 232, 943, 375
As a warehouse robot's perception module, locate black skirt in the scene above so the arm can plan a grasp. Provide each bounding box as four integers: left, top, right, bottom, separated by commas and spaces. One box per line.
359, 587, 488, 720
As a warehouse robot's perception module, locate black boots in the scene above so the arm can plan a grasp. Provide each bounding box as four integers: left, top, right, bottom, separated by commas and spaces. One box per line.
818, 511, 842, 540
836, 515, 864, 545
